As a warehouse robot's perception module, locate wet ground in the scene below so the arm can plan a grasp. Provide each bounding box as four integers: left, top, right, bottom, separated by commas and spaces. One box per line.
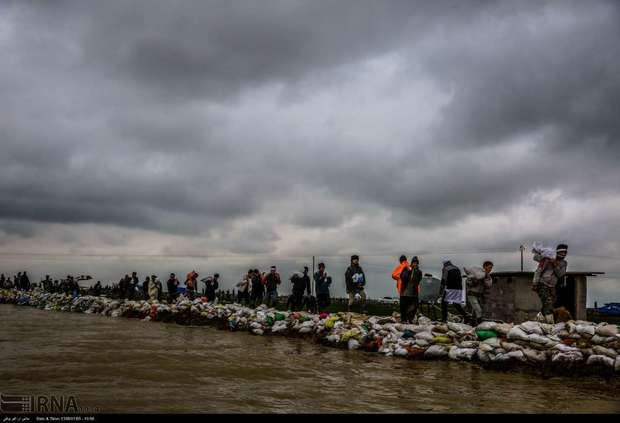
1, 305, 619, 413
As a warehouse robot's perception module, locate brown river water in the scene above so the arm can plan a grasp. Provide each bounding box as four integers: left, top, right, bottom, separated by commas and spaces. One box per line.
1, 305, 619, 413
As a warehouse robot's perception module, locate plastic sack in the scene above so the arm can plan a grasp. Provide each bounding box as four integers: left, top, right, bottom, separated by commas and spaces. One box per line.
424, 345, 449, 358
476, 329, 499, 340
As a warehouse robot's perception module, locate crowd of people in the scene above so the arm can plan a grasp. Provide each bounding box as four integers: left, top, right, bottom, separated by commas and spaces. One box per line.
1, 243, 569, 324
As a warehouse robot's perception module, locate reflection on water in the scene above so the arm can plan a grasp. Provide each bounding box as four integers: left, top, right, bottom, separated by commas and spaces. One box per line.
0, 305, 619, 413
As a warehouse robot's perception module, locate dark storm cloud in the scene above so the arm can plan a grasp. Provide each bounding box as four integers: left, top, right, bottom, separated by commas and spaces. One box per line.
1, 0, 619, 256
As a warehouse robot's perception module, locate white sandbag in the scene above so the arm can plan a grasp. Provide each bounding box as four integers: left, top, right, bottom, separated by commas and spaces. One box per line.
553, 343, 580, 353
463, 266, 486, 280
415, 339, 429, 347
477, 349, 491, 363
394, 347, 408, 357
458, 341, 479, 349
482, 337, 501, 347
251, 328, 264, 336
476, 321, 499, 331
595, 323, 619, 337
523, 348, 547, 364
479, 343, 495, 353
592, 345, 618, 359
424, 345, 449, 358
586, 354, 614, 368
495, 323, 514, 336
348, 339, 360, 350
448, 322, 473, 334
520, 321, 544, 335
552, 322, 567, 335
575, 325, 596, 336
591, 335, 617, 345
507, 326, 530, 342
552, 351, 583, 363
506, 350, 526, 362
417, 316, 432, 326
449, 346, 477, 361
415, 331, 435, 341
501, 342, 524, 352
298, 326, 313, 334
326, 334, 340, 343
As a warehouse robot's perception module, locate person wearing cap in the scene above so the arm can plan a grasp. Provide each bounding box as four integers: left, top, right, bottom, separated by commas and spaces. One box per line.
391, 255, 409, 296
464, 261, 494, 325
345, 255, 367, 314
439, 258, 469, 323
399, 256, 422, 323
314, 263, 332, 312
533, 244, 568, 324
263, 265, 281, 307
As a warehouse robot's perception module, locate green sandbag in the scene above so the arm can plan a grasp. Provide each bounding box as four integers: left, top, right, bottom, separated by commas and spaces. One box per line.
274, 312, 285, 321
265, 316, 275, 326
476, 329, 499, 340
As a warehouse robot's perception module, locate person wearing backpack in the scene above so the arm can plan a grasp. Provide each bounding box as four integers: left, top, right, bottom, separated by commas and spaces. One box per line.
399, 256, 422, 323
345, 255, 367, 314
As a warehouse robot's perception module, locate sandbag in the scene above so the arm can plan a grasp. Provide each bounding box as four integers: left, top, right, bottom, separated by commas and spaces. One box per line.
595, 323, 619, 337
575, 325, 596, 337
507, 326, 530, 342
424, 345, 449, 358
448, 322, 473, 334
523, 348, 547, 364
476, 321, 499, 331
432, 336, 453, 344
520, 321, 544, 335
449, 346, 476, 361
586, 354, 615, 368
476, 329, 499, 340
592, 345, 618, 359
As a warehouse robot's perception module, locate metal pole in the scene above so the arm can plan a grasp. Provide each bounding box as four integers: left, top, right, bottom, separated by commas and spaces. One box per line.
520, 245, 525, 272
312, 256, 316, 296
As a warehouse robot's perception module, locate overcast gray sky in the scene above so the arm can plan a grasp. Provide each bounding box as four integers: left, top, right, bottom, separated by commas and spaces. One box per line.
1, 0, 619, 290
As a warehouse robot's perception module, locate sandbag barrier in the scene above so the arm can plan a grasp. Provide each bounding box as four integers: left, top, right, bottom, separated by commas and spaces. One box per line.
1, 289, 619, 377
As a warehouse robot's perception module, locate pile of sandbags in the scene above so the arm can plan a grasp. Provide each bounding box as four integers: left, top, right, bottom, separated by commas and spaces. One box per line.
2, 288, 619, 375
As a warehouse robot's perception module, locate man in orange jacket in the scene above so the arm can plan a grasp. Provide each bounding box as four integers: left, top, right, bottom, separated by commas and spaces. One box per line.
391, 255, 409, 295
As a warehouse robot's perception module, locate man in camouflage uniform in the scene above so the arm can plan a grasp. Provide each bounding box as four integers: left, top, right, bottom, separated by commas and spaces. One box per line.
532, 243, 568, 324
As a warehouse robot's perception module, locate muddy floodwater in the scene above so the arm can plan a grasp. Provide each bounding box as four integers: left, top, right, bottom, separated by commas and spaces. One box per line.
1, 305, 619, 413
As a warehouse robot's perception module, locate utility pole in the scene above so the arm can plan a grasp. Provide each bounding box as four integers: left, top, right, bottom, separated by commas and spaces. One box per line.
312, 256, 316, 296
520, 245, 525, 272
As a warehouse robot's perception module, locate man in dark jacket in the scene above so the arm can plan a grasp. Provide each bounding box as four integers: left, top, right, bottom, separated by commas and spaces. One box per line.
345, 255, 367, 314
250, 269, 264, 308
167, 273, 180, 303
264, 266, 281, 307
290, 267, 311, 311
203, 274, 220, 303
440, 259, 469, 323
314, 263, 332, 311
20, 271, 30, 290
399, 256, 422, 323
142, 276, 150, 300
